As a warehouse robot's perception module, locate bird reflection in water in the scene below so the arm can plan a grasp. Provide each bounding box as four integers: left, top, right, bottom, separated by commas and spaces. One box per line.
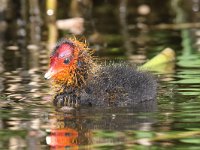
46, 112, 79, 150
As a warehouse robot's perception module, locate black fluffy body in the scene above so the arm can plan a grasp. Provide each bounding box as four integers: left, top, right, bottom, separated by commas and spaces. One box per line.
54, 64, 157, 107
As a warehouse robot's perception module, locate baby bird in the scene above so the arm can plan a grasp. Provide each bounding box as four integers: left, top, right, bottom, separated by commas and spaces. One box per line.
44, 37, 157, 107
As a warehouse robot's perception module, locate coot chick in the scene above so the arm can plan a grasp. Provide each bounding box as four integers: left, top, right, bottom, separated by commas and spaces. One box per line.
44, 37, 157, 107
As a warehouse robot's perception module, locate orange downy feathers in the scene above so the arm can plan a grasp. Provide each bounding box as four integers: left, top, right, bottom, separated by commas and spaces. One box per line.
49, 37, 95, 92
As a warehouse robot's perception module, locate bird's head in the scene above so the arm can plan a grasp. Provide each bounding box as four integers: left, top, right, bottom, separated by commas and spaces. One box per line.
44, 37, 94, 88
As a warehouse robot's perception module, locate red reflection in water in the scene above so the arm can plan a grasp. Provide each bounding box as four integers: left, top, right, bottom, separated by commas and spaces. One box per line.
47, 128, 78, 150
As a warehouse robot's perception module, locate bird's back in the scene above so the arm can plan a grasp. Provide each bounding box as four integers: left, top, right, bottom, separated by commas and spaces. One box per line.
80, 64, 157, 107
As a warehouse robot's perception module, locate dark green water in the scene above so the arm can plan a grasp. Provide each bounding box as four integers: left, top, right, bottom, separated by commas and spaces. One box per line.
1, 0, 200, 149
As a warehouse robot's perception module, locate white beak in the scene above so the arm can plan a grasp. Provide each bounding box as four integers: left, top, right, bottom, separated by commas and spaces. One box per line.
44, 68, 54, 80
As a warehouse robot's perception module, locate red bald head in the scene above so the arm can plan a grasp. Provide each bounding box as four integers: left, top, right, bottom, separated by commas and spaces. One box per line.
44, 41, 75, 80
44, 37, 94, 88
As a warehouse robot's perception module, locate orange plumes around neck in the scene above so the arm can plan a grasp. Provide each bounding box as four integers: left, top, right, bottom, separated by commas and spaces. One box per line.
45, 37, 95, 91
